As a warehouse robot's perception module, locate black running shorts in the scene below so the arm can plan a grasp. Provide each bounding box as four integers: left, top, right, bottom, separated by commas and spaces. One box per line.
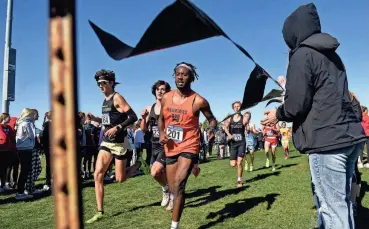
230, 142, 245, 160
166, 152, 199, 165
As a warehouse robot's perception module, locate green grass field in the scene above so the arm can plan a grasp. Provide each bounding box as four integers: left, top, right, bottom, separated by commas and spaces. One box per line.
0, 146, 368, 229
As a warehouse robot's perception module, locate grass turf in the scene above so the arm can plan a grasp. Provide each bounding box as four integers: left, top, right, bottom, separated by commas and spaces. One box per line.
0, 146, 368, 229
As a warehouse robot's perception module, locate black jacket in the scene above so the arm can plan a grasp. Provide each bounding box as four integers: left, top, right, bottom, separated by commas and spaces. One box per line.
276, 3, 366, 154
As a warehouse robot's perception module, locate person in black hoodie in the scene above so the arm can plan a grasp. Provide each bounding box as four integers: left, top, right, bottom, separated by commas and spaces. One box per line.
261, 3, 366, 228
41, 111, 52, 191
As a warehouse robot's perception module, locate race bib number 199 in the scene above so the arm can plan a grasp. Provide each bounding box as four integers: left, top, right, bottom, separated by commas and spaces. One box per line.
166, 125, 184, 143
102, 114, 111, 125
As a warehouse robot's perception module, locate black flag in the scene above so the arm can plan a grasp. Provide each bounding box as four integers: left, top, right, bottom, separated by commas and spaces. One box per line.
90, 0, 283, 110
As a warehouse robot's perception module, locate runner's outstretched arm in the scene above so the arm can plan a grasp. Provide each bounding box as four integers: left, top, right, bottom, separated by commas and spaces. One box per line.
199, 97, 217, 141
224, 118, 232, 140
114, 94, 138, 130
140, 106, 151, 133
158, 94, 169, 144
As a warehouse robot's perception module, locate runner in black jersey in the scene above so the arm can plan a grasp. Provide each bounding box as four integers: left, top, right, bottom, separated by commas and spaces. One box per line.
140, 80, 173, 210
86, 69, 141, 224
224, 101, 250, 188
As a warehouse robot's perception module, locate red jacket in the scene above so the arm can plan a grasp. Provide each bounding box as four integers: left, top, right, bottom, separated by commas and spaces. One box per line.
0, 124, 16, 151
362, 113, 369, 136
9, 117, 17, 131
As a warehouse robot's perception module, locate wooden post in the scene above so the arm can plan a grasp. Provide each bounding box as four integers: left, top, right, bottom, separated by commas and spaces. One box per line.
49, 1, 83, 228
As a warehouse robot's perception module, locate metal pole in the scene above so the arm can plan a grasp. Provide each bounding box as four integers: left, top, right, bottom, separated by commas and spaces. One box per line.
2, 0, 13, 113
49, 0, 83, 228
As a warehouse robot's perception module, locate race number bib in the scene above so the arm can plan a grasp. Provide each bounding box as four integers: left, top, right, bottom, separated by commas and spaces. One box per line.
267, 130, 273, 136
166, 125, 184, 143
102, 113, 111, 125
232, 134, 242, 141
152, 126, 160, 138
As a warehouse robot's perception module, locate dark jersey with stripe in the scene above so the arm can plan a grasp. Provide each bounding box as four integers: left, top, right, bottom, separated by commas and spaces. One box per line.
101, 92, 127, 143
229, 114, 245, 144
148, 103, 164, 155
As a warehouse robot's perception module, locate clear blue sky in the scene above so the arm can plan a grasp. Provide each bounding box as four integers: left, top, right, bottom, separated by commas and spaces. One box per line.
0, 0, 368, 128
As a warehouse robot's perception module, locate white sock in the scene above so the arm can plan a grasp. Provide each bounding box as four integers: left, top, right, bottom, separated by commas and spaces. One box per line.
237, 176, 242, 182
171, 221, 179, 229
170, 193, 174, 200
162, 184, 169, 192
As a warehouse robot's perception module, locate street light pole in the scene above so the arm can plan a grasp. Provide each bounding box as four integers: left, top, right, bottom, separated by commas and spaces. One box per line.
2, 0, 13, 113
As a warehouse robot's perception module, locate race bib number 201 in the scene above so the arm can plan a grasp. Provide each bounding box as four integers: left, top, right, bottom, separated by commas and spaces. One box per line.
166, 125, 184, 143
102, 114, 110, 125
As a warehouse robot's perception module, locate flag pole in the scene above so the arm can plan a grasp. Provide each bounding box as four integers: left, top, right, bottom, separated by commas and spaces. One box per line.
49, 0, 83, 228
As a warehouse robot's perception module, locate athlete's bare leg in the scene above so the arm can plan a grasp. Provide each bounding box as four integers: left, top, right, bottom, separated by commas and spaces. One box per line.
271, 145, 277, 170
282, 142, 289, 159
237, 156, 243, 180
250, 152, 255, 167
93, 150, 113, 212
151, 162, 167, 186
114, 157, 140, 183
219, 145, 224, 158
166, 156, 193, 223
264, 141, 271, 168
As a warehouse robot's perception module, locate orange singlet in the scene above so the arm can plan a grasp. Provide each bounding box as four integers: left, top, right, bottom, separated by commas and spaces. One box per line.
163, 90, 200, 157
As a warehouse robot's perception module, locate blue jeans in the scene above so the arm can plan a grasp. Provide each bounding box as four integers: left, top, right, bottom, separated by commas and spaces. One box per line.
309, 143, 364, 229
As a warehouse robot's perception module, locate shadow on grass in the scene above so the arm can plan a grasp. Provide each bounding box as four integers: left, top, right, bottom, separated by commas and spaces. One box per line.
198, 193, 280, 229
186, 186, 222, 199
0, 190, 52, 205
117, 201, 162, 215
355, 181, 369, 229
288, 155, 300, 159
278, 163, 298, 169
185, 186, 249, 208
245, 171, 281, 183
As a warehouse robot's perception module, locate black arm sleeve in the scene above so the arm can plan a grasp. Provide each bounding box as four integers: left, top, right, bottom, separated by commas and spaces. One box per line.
119, 108, 138, 129
276, 49, 314, 122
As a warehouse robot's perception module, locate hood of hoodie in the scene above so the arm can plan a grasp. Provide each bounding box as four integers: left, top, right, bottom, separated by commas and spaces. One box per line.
282, 3, 339, 52
16, 116, 34, 126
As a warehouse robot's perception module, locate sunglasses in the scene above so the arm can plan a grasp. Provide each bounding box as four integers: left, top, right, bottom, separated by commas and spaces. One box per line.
97, 81, 109, 86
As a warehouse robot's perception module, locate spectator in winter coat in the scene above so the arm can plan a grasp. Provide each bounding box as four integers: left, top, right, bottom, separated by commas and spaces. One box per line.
0, 113, 16, 192
6, 116, 18, 189
15, 108, 37, 200
361, 106, 369, 168
262, 3, 366, 228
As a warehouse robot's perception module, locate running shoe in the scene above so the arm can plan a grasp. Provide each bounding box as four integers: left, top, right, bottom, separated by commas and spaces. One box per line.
15, 193, 33, 200
236, 181, 243, 188
86, 212, 104, 224
265, 158, 270, 168
166, 197, 174, 211
244, 161, 249, 171
249, 165, 253, 172
161, 191, 170, 207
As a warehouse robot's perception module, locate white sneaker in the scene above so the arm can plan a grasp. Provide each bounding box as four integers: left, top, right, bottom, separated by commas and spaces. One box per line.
15, 193, 33, 200
161, 191, 170, 207
43, 185, 50, 191
166, 197, 174, 211
358, 162, 364, 169
272, 166, 276, 172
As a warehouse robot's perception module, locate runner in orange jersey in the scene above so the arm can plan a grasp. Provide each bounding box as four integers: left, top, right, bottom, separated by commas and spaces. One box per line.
159, 62, 217, 229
